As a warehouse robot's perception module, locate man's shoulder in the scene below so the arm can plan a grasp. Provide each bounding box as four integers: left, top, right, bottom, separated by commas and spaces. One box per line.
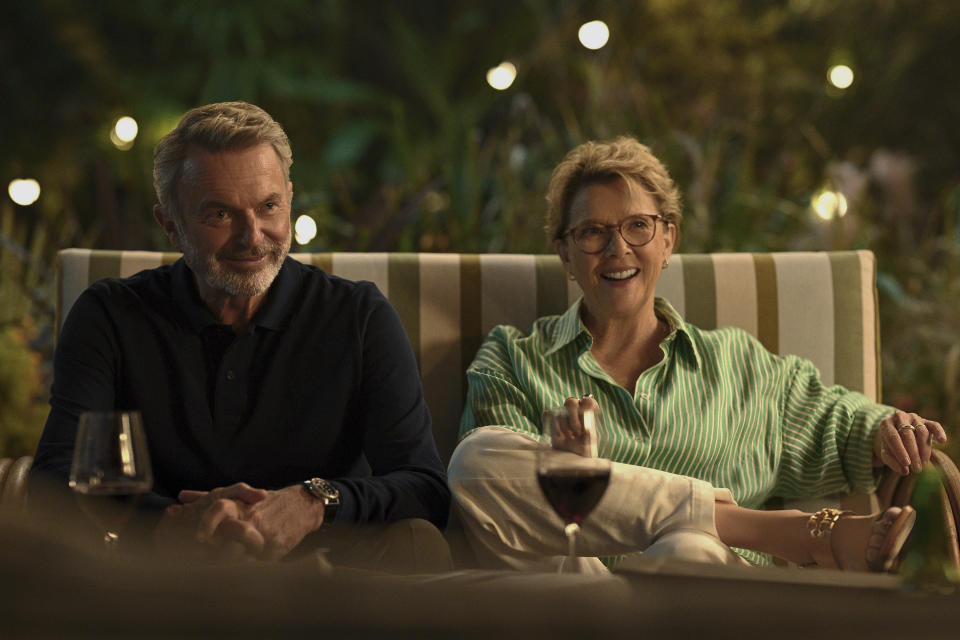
280, 259, 391, 333
83, 262, 175, 305
60, 263, 180, 340
285, 258, 385, 306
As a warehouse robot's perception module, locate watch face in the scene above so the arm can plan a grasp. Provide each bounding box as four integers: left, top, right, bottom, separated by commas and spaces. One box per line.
308, 477, 340, 502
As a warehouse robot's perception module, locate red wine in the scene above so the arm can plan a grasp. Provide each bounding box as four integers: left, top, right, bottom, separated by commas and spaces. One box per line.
537, 468, 610, 524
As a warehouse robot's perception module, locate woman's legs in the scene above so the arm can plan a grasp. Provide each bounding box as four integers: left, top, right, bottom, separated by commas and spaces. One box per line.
448, 427, 742, 571
449, 426, 911, 572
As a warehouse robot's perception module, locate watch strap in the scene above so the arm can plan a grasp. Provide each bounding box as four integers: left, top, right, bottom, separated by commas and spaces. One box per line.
303, 477, 341, 522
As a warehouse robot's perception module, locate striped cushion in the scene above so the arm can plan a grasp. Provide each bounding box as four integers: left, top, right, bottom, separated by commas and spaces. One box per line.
56, 249, 880, 463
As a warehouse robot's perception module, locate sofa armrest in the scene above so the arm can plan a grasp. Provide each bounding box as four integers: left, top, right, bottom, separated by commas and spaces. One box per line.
0, 456, 33, 512
875, 449, 960, 570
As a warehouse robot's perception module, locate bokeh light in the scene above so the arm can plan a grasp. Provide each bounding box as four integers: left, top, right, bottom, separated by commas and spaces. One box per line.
828, 65, 854, 89
486, 62, 517, 90
578, 20, 610, 50
110, 116, 138, 150
295, 214, 318, 245
8, 179, 41, 206
114, 116, 138, 142
812, 190, 848, 220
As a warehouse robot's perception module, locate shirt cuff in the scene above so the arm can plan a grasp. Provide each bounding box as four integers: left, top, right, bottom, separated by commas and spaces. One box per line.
845, 402, 897, 492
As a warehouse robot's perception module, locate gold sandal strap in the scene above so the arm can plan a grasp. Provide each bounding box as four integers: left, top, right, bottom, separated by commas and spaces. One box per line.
807, 508, 851, 569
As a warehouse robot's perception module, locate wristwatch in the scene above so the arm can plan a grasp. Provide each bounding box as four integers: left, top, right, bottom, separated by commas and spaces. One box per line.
303, 477, 341, 522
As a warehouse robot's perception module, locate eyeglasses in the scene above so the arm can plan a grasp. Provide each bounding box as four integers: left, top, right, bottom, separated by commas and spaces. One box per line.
560, 214, 665, 254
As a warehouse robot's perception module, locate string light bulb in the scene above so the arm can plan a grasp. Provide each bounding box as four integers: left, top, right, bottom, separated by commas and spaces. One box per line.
812, 190, 848, 220
110, 116, 138, 150
486, 62, 517, 90
8, 178, 41, 206
828, 65, 854, 89
578, 20, 610, 50
295, 214, 318, 245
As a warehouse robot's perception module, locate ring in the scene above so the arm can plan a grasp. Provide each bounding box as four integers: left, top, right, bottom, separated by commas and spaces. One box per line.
897, 424, 917, 433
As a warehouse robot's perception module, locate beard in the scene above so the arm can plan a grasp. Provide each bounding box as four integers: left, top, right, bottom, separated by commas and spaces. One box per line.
177, 224, 291, 298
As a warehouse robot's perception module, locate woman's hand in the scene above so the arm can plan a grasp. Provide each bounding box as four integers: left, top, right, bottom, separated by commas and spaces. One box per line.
873, 410, 947, 475
542, 395, 602, 457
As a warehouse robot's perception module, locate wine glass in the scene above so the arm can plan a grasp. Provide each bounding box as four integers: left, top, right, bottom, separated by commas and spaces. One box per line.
536, 405, 612, 573
69, 411, 153, 549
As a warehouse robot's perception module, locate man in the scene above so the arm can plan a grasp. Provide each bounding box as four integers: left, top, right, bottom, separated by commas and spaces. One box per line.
32, 102, 450, 564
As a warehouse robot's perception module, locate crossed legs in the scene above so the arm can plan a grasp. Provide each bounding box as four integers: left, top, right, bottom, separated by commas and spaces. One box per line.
449, 426, 911, 573
448, 427, 743, 572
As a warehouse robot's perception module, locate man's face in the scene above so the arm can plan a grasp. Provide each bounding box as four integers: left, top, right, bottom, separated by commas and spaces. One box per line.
171, 143, 292, 299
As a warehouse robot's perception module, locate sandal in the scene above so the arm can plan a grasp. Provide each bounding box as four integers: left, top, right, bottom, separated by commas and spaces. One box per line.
807, 506, 917, 572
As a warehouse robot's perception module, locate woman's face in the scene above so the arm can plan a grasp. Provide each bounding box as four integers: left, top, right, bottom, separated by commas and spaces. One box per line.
556, 177, 676, 325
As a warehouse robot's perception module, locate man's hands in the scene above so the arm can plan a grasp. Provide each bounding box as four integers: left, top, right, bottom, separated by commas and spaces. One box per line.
873, 410, 947, 475
155, 482, 327, 561
153, 483, 267, 560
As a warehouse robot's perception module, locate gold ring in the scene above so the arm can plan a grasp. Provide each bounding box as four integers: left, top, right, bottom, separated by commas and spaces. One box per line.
897, 424, 917, 433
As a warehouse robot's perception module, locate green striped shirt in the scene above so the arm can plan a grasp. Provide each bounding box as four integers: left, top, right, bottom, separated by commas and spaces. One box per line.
459, 297, 894, 565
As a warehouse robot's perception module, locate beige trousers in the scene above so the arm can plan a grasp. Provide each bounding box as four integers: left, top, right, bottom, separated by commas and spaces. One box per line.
448, 427, 745, 573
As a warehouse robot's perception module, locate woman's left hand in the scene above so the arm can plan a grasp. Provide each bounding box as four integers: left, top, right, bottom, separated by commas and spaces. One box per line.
873, 410, 947, 475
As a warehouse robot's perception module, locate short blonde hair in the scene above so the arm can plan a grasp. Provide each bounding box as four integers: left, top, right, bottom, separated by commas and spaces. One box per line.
544, 136, 682, 241
153, 101, 292, 218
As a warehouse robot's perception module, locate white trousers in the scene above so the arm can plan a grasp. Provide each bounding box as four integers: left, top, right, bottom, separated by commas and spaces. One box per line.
448, 426, 745, 573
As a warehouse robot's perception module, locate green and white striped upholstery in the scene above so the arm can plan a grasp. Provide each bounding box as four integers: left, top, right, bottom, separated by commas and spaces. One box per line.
56, 249, 881, 464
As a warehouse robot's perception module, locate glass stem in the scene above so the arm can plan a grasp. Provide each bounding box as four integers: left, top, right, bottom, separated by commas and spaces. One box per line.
562, 522, 580, 573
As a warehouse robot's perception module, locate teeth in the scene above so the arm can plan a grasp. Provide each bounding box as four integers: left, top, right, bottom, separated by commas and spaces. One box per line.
603, 269, 638, 280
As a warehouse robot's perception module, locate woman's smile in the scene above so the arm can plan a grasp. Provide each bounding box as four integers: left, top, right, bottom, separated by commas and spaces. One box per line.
559, 176, 676, 326
600, 268, 639, 281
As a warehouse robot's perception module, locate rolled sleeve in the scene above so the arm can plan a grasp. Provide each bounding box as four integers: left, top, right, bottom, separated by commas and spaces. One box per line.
777, 356, 895, 497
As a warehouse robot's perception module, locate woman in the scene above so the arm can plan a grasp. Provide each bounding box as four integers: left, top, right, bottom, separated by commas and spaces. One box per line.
448, 137, 947, 573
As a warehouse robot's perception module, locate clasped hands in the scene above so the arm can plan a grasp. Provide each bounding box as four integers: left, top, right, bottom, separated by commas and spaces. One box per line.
155, 482, 325, 562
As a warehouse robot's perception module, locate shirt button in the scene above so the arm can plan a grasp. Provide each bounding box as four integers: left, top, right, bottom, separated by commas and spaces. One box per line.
226, 369, 236, 381
639, 393, 649, 400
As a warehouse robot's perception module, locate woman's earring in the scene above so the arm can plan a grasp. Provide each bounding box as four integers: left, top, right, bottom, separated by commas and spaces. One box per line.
662, 260, 669, 269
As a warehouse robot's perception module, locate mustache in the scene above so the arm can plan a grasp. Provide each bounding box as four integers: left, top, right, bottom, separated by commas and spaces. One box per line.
217, 239, 285, 261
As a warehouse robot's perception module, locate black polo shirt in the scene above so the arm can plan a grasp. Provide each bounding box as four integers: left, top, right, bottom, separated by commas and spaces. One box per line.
32, 257, 449, 527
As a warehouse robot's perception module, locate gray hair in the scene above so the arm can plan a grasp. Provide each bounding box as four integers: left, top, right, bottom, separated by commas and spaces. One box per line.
153, 101, 293, 218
